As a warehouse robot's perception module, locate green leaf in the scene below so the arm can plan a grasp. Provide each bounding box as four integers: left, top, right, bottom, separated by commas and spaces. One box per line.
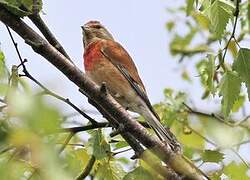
181, 70, 192, 83
219, 71, 241, 116
170, 28, 197, 55
204, 0, 234, 39
95, 159, 126, 180
177, 124, 205, 149
165, 21, 175, 32
192, 11, 210, 29
87, 129, 110, 160
0, 51, 5, 77
224, 162, 249, 180
248, 2, 250, 32
232, 95, 245, 112
233, 48, 250, 100
64, 148, 90, 175
0, 122, 9, 143
114, 141, 129, 150
8, 94, 61, 134
196, 55, 216, 97
123, 166, 154, 180
206, 54, 215, 94
201, 150, 224, 163
0, 0, 43, 17
0, 51, 8, 80
183, 146, 195, 159
200, 116, 244, 148
228, 40, 238, 58
186, 0, 195, 15
139, 150, 164, 180
10, 65, 19, 90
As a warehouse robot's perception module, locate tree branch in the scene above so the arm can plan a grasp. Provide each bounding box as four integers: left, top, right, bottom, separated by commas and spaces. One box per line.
6, 25, 97, 125
28, 14, 72, 62
0, 6, 207, 179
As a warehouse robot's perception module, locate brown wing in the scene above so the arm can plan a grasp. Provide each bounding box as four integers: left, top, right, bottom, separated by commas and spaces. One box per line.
101, 40, 180, 147
100, 40, 156, 111
101, 40, 145, 91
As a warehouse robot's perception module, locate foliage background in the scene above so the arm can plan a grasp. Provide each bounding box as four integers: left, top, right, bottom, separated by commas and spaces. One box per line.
0, 0, 250, 179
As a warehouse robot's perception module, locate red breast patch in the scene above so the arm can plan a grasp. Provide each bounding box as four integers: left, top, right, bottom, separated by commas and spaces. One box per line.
84, 41, 104, 71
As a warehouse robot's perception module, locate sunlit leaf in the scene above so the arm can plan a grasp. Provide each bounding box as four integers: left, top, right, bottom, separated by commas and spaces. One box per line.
181, 70, 192, 83
0, 122, 9, 144
123, 166, 154, 180
233, 48, 250, 100
64, 148, 90, 175
8, 93, 61, 134
114, 140, 129, 150
87, 129, 110, 160
228, 40, 238, 58
0, 51, 8, 80
204, 0, 234, 38
165, 21, 175, 32
170, 28, 197, 55
196, 56, 216, 97
186, 0, 195, 15
248, 2, 250, 31
0, 0, 43, 17
139, 150, 164, 180
177, 125, 205, 149
201, 150, 224, 163
224, 162, 249, 180
219, 71, 241, 117
200, 116, 244, 148
95, 158, 125, 180
232, 95, 245, 112
10, 65, 19, 90
192, 11, 210, 29
206, 54, 215, 94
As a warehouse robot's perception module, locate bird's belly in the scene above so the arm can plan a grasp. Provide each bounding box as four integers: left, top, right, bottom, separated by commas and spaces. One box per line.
86, 60, 139, 111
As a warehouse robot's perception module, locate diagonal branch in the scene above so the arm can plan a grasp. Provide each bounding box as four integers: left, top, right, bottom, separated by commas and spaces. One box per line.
6, 25, 97, 125
0, 6, 208, 179
28, 14, 73, 63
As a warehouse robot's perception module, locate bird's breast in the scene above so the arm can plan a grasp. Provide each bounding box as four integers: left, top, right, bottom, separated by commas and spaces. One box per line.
84, 41, 104, 71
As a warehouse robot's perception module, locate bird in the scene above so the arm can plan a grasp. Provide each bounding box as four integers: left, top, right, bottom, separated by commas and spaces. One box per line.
81, 21, 180, 151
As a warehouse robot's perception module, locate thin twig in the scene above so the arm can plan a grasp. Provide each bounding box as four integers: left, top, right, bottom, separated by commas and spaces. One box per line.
6, 25, 97, 125
230, 148, 250, 168
61, 122, 110, 134
58, 132, 74, 153
183, 103, 250, 130
113, 148, 132, 156
56, 143, 85, 148
75, 155, 96, 180
61, 121, 151, 134
216, 0, 240, 70
0, 146, 15, 155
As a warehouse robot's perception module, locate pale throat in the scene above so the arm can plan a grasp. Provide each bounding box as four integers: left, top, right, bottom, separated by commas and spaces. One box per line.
83, 36, 103, 48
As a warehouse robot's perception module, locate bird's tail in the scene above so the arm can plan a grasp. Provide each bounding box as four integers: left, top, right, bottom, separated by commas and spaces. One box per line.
140, 104, 181, 152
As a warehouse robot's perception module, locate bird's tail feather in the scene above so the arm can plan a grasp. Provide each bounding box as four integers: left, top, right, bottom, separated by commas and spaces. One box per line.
140, 105, 181, 152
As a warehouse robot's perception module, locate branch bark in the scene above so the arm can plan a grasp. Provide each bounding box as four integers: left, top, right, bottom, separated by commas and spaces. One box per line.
0, 5, 208, 180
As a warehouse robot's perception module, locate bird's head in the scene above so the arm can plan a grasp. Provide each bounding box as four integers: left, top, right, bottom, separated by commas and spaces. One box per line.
81, 21, 114, 47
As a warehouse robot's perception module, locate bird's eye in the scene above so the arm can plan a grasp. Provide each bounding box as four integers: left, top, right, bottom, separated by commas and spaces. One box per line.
93, 25, 102, 29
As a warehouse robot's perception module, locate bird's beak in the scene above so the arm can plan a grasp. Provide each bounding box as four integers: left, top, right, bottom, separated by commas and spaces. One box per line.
81, 26, 88, 48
